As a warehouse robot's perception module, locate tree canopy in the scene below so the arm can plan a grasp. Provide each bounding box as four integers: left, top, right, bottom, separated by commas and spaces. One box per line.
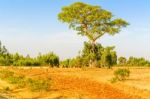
58, 2, 129, 43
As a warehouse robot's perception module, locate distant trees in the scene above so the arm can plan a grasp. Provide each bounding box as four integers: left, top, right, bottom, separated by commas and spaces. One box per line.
100, 47, 117, 68
0, 41, 150, 67
127, 57, 150, 66
60, 42, 117, 68
37, 52, 59, 67
58, 2, 128, 67
0, 41, 12, 66
11, 52, 59, 67
118, 56, 150, 66
0, 41, 59, 67
60, 59, 70, 68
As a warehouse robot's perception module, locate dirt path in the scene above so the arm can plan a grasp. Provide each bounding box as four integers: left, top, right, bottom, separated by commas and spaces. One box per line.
51, 74, 141, 99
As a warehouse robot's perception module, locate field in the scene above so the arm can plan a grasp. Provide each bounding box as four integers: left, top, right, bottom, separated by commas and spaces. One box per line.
0, 67, 150, 99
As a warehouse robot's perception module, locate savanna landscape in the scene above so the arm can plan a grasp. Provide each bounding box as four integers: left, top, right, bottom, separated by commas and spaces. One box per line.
0, 1, 150, 99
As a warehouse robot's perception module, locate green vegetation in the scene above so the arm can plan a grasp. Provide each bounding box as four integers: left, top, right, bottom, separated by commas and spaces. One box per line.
0, 2, 150, 68
114, 68, 130, 81
60, 42, 117, 68
0, 69, 51, 91
58, 2, 128, 67
28, 78, 50, 91
118, 56, 150, 66
0, 41, 59, 67
110, 68, 130, 83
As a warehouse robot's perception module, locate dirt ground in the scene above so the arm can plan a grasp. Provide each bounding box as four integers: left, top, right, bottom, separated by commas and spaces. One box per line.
0, 67, 150, 99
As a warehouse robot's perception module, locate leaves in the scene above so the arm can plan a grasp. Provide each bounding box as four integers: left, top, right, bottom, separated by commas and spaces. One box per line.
58, 2, 129, 42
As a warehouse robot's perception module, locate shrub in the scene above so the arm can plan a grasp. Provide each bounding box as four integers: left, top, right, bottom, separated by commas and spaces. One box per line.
114, 68, 130, 81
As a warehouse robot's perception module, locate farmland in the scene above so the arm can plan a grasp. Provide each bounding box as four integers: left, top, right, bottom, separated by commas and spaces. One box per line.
0, 67, 150, 99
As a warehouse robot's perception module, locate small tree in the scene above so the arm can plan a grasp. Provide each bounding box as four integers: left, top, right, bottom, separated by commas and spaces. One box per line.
100, 46, 117, 68
118, 57, 127, 66
58, 2, 128, 67
0, 41, 11, 66
37, 52, 59, 67
81, 42, 103, 67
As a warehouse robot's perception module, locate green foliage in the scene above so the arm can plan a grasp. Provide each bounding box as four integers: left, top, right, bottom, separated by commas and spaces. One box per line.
7, 75, 26, 88
0, 41, 12, 66
81, 42, 102, 66
58, 2, 127, 68
0, 69, 26, 88
58, 2, 128, 43
37, 52, 59, 67
127, 57, 150, 66
117, 56, 150, 67
0, 69, 51, 91
100, 46, 117, 68
60, 59, 70, 68
13, 58, 41, 66
114, 68, 130, 81
60, 42, 117, 68
28, 78, 50, 91
0, 41, 59, 67
69, 56, 83, 68
118, 57, 127, 66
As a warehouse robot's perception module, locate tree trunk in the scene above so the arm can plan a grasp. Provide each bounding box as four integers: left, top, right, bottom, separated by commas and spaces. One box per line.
89, 40, 97, 68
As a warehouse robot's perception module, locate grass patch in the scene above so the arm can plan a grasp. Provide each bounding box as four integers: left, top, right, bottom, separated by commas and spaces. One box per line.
28, 78, 50, 91
0, 69, 51, 91
0, 70, 14, 79
7, 75, 26, 88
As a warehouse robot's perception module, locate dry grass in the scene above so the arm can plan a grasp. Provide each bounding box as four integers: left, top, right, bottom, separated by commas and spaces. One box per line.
0, 66, 150, 99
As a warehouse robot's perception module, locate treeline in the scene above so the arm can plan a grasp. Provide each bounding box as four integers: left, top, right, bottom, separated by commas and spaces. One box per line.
61, 42, 117, 68
118, 56, 150, 66
0, 42, 59, 66
60, 42, 150, 68
0, 41, 150, 67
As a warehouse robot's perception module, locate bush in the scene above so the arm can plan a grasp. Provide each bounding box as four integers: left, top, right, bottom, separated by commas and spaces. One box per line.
114, 68, 130, 81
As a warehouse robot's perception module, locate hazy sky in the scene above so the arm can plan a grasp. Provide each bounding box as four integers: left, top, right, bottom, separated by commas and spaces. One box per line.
0, 0, 150, 60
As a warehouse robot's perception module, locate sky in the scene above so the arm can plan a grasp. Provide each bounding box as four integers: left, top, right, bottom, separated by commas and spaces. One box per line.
0, 0, 150, 60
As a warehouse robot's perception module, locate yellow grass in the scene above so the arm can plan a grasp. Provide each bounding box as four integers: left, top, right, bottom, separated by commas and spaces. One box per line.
0, 66, 150, 99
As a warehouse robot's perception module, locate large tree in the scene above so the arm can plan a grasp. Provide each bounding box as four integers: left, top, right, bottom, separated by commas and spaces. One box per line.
58, 2, 128, 67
